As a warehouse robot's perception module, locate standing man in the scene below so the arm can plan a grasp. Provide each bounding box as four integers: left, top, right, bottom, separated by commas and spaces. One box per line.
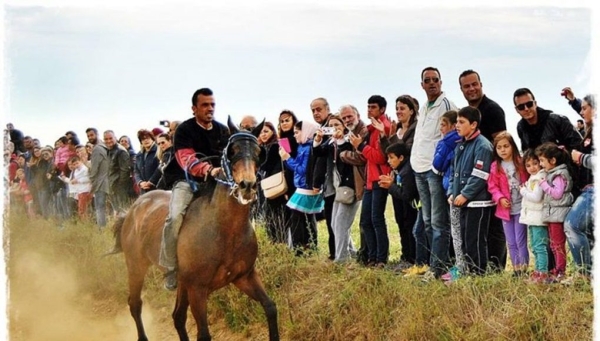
239, 115, 258, 131
104, 130, 133, 215
514, 88, 582, 152
514, 87, 583, 276
310, 97, 336, 260
338, 104, 368, 262
87, 127, 109, 229
159, 88, 229, 290
411, 67, 458, 279
6, 123, 25, 153
349, 95, 392, 267
459, 69, 508, 273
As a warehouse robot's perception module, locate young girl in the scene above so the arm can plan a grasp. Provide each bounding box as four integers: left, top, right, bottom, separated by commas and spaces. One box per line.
279, 120, 322, 255
519, 149, 549, 284
10, 168, 35, 218
488, 131, 529, 277
535, 142, 575, 281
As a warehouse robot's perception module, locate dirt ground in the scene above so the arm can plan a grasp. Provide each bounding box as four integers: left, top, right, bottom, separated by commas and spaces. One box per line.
6, 240, 256, 341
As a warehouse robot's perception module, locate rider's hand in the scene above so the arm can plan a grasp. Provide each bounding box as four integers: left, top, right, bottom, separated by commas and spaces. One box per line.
210, 167, 221, 177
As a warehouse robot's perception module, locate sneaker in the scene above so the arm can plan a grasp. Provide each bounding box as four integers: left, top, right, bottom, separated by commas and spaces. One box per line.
164, 269, 177, 291
421, 270, 437, 283
392, 260, 413, 273
403, 264, 429, 277
527, 271, 549, 284
441, 266, 461, 282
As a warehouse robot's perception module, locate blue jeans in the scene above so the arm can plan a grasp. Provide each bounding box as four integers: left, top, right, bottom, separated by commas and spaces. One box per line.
414, 170, 450, 276
94, 191, 107, 228
564, 187, 594, 275
359, 184, 389, 264
412, 209, 429, 266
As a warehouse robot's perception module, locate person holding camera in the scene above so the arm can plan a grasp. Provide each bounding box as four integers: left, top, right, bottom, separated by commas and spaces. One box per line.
313, 115, 359, 263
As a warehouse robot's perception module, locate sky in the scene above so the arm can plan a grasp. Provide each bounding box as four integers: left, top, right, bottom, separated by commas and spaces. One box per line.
1, 0, 599, 339
1, 1, 597, 152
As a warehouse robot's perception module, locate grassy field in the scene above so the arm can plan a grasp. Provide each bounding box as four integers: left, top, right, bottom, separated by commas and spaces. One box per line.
5, 200, 594, 341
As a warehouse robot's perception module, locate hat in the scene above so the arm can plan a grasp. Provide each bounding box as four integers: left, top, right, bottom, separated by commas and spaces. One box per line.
152, 128, 164, 136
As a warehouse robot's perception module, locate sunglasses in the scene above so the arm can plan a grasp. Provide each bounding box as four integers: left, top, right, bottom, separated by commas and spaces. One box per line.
515, 101, 535, 111
423, 77, 440, 84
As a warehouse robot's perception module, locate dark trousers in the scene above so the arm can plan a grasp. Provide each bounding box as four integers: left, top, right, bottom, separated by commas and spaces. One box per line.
360, 185, 389, 264
289, 209, 317, 256
461, 206, 492, 276
264, 196, 291, 244
392, 198, 417, 264
487, 215, 507, 273
323, 195, 336, 260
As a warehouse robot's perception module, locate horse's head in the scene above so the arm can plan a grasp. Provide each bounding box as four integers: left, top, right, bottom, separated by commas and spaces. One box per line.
220, 131, 265, 205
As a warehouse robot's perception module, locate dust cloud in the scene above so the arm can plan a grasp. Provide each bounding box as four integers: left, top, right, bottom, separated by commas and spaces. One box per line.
8, 251, 171, 341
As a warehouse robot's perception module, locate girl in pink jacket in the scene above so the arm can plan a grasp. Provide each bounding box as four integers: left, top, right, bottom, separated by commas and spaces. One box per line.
487, 132, 529, 276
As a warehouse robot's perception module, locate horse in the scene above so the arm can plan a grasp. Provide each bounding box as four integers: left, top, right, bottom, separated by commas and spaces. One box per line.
109, 128, 279, 341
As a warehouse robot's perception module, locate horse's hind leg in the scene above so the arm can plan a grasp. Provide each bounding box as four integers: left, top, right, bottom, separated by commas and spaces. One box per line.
127, 264, 150, 341
173, 286, 190, 341
187, 288, 211, 341
234, 270, 280, 341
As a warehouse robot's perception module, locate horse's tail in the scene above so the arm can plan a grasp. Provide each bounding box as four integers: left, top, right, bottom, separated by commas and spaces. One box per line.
102, 213, 126, 257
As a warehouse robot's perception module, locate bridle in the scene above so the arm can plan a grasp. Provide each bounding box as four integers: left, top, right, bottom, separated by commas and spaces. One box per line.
217, 132, 261, 196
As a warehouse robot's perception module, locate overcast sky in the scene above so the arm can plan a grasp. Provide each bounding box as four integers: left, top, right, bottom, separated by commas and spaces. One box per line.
2, 0, 596, 151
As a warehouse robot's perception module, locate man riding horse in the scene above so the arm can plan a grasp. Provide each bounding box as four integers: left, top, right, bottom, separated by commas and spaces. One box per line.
159, 87, 230, 290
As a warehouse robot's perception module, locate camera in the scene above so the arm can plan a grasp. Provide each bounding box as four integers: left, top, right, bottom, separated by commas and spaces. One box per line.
322, 127, 335, 135
159, 120, 170, 127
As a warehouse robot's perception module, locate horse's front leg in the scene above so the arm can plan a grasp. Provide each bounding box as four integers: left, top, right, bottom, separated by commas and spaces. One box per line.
234, 269, 280, 341
173, 286, 190, 341
187, 287, 211, 341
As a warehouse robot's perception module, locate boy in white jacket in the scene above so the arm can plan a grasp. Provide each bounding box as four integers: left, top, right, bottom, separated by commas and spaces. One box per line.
62, 156, 92, 220
519, 150, 548, 284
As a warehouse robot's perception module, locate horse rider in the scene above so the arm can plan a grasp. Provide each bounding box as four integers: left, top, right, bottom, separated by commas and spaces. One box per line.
159, 87, 230, 290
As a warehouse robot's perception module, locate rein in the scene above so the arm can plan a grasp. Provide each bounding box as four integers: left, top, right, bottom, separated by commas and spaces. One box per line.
184, 132, 260, 197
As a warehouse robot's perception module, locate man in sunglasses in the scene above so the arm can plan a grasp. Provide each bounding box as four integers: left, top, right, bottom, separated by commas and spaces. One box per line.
514, 87, 582, 152
459, 69, 508, 274
411, 66, 458, 279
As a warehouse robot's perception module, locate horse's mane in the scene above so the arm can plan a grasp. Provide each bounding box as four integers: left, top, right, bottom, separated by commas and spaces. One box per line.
192, 178, 218, 199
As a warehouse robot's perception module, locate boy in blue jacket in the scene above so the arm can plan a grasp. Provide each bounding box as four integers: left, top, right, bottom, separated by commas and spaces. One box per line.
448, 107, 494, 277
378, 141, 419, 272
431, 110, 464, 281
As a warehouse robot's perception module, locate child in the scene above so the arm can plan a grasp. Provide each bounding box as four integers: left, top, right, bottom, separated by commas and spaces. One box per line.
378, 142, 419, 272
448, 107, 495, 277
279, 121, 322, 255
519, 149, 549, 284
431, 110, 463, 281
535, 142, 574, 281
487, 131, 529, 277
63, 156, 93, 220
10, 168, 35, 218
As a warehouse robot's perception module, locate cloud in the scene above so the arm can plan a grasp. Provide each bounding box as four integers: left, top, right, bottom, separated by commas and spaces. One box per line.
6, 6, 590, 51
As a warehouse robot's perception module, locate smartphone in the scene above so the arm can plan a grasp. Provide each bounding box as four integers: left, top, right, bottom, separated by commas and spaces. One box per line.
279, 137, 291, 153
322, 127, 335, 135
159, 120, 170, 127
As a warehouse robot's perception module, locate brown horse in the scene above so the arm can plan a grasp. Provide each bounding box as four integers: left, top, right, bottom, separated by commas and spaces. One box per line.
110, 130, 279, 341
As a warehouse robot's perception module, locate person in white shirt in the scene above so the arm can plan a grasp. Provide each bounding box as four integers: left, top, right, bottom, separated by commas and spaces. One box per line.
410, 66, 459, 279
62, 156, 92, 220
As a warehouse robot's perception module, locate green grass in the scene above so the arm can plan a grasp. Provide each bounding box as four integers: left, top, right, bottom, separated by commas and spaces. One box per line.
5, 201, 593, 340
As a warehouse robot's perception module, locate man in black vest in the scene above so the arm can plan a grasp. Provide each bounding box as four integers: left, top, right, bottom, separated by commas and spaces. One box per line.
159, 88, 230, 290
459, 69, 507, 273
